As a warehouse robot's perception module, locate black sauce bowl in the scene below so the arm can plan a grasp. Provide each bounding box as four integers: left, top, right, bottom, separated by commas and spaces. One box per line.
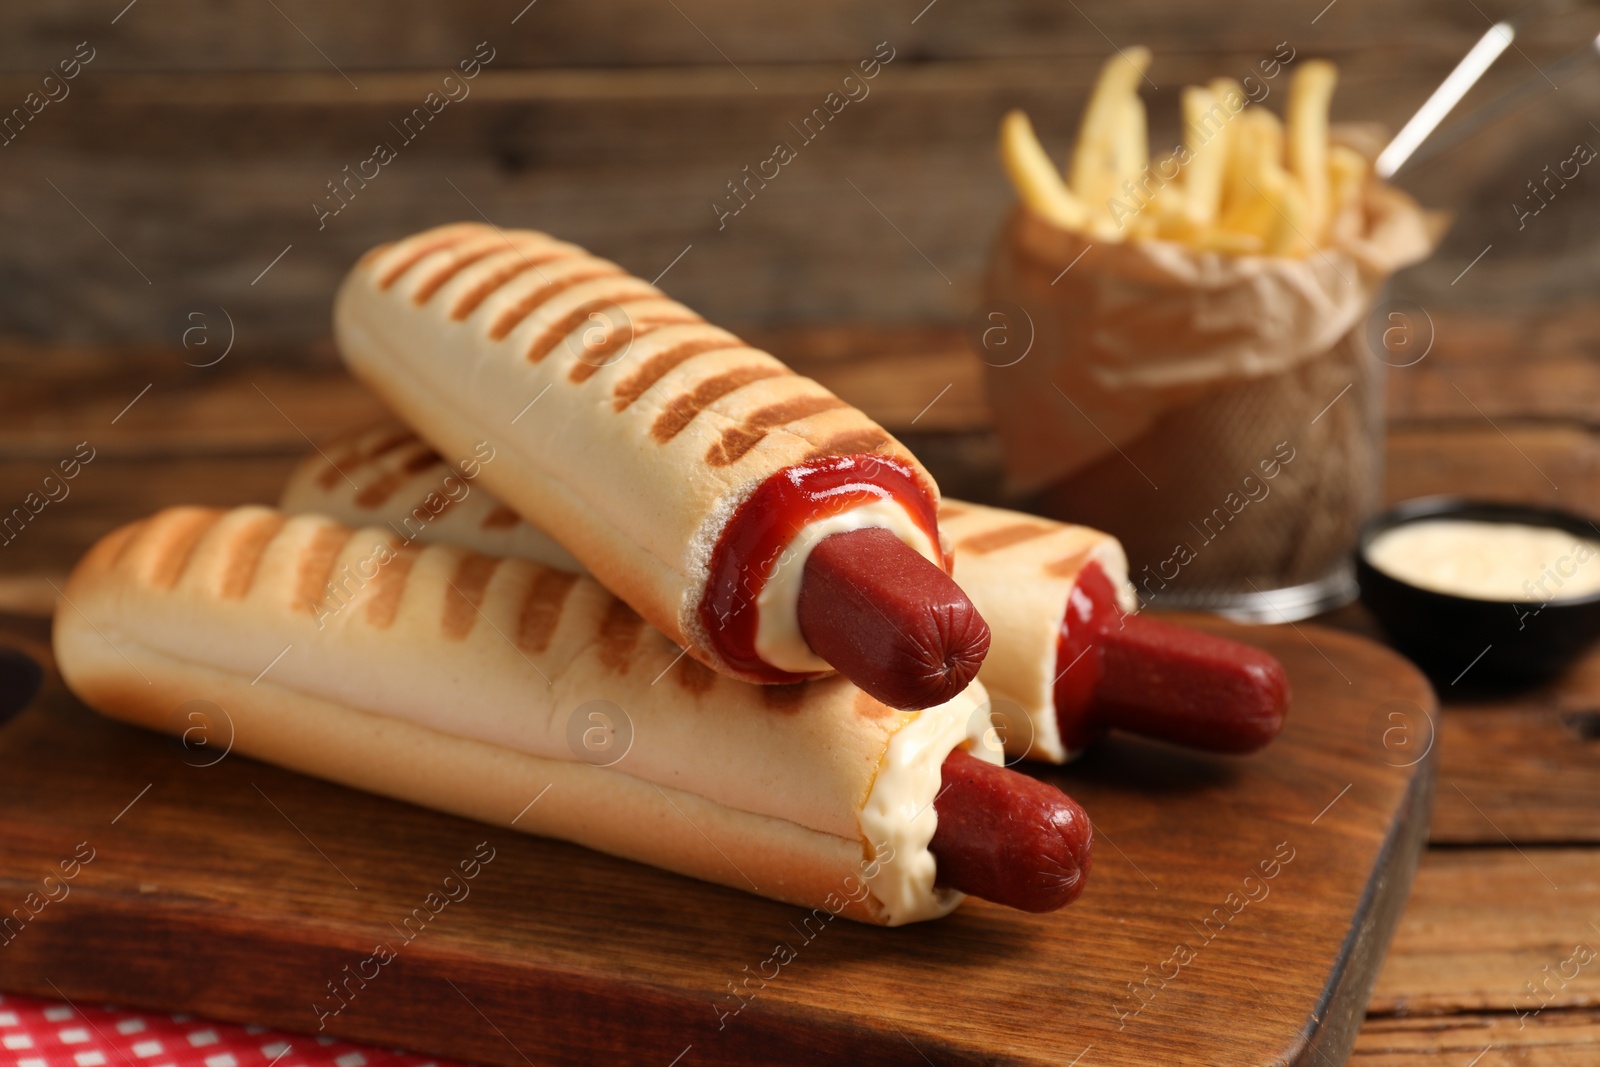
1355, 497, 1600, 688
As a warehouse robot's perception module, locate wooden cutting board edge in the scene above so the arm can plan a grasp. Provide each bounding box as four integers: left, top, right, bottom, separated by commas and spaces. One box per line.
1297, 731, 1436, 1067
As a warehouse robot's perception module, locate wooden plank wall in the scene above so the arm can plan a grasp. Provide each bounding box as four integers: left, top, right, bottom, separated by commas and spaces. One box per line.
1, 0, 1598, 352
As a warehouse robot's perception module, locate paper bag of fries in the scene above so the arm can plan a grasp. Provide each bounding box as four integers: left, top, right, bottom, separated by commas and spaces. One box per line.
984, 50, 1443, 617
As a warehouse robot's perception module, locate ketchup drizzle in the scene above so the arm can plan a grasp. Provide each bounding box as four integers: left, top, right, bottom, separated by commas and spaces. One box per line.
1052, 561, 1122, 751
698, 455, 943, 682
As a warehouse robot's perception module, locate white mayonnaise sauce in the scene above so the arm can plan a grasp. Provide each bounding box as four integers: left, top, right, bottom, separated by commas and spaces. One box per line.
858, 680, 1001, 925
1366, 519, 1600, 602
754, 500, 942, 673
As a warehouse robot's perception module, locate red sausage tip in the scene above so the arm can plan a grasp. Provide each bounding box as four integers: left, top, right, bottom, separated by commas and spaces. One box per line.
931, 748, 1092, 912
798, 527, 990, 710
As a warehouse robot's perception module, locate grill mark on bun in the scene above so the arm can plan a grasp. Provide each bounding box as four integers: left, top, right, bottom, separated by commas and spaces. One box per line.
805, 427, 891, 462
567, 310, 704, 384
314, 425, 368, 454
675, 656, 718, 694
354, 445, 444, 508
569, 322, 641, 384
106, 521, 148, 568
357, 243, 392, 271
481, 505, 521, 530
1044, 547, 1094, 578
412, 243, 504, 305
521, 286, 665, 364
149, 509, 226, 590
853, 689, 895, 720
295, 524, 357, 613
938, 504, 969, 521
443, 552, 500, 639
218, 512, 289, 599
596, 598, 646, 673
364, 542, 421, 629
450, 248, 576, 321
650, 365, 787, 442
516, 569, 579, 654
611, 337, 745, 411
378, 229, 474, 290
524, 292, 650, 364
958, 523, 1057, 555
402, 447, 444, 474
353, 470, 411, 509
487, 264, 627, 341
403, 486, 461, 527
318, 427, 415, 489
762, 683, 808, 712
707, 395, 848, 467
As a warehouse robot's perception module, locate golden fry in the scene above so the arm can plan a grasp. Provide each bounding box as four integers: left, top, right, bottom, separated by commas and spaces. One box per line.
999, 109, 1090, 230
1326, 143, 1370, 244
1219, 108, 1269, 235
1117, 92, 1150, 200
1146, 176, 1196, 241
1187, 227, 1265, 254
1181, 85, 1227, 226
1264, 175, 1314, 257
1207, 78, 1248, 117
1287, 59, 1339, 242
1070, 47, 1152, 229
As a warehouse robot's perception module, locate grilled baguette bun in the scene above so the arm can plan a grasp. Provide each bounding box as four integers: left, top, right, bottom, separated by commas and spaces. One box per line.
53, 506, 996, 924
279, 427, 1136, 763
333, 223, 941, 684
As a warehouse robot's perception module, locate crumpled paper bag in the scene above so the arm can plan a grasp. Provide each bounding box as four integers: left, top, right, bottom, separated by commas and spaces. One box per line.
983, 180, 1442, 496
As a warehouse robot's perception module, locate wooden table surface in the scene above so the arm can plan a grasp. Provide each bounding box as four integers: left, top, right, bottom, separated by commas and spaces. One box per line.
2, 304, 1599, 1065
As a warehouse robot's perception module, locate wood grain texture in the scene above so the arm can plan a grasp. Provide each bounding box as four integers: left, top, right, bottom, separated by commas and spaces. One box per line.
1370, 849, 1600, 1018
3, 0, 1593, 70
1356, 1010, 1600, 1066
1384, 426, 1598, 517
1429, 684, 1600, 845
0, 611, 1432, 1066
1, 0, 1597, 345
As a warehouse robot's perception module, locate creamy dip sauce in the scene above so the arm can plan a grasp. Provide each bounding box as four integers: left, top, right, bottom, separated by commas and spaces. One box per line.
1366, 519, 1600, 602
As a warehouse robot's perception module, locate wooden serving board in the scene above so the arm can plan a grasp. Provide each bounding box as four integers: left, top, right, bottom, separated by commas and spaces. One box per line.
0, 610, 1434, 1067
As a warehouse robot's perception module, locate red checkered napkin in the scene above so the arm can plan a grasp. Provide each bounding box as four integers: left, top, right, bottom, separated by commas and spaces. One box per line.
0, 993, 470, 1067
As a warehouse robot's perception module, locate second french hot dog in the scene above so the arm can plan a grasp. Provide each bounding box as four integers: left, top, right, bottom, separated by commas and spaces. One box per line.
278, 427, 1288, 760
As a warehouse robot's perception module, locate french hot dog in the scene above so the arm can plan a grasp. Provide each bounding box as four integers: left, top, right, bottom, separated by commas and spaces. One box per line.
53, 506, 1089, 922
333, 224, 986, 709
279, 427, 1288, 763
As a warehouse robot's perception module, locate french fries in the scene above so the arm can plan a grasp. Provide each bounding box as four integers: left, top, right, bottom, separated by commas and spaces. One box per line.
998, 49, 1363, 257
